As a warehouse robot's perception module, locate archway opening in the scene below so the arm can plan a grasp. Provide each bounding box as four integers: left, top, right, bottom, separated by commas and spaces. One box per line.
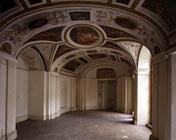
97, 68, 117, 111
136, 46, 151, 126
16, 47, 46, 123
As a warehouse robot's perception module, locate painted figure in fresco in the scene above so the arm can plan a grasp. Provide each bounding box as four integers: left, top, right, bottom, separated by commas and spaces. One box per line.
70, 26, 99, 45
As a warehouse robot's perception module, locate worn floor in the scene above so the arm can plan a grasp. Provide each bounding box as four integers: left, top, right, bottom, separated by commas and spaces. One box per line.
16, 111, 151, 140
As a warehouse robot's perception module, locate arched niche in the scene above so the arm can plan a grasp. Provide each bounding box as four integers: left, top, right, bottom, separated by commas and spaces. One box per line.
76, 60, 134, 114
16, 47, 46, 123
0, 42, 13, 54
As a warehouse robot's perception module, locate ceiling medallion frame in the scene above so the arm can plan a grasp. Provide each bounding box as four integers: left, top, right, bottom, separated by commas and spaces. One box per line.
62, 23, 106, 49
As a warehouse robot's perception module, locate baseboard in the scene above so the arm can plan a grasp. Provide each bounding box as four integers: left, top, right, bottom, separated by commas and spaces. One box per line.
50, 112, 61, 119
16, 115, 28, 123
28, 115, 46, 120
0, 129, 17, 140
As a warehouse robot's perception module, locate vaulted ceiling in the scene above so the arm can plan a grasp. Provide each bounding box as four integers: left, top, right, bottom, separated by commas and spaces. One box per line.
0, 0, 175, 74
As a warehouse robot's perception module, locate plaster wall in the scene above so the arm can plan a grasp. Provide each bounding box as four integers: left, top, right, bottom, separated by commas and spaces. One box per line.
0, 57, 7, 138
16, 58, 29, 123
85, 78, 98, 110
116, 76, 133, 113
28, 71, 46, 120
49, 73, 76, 118
0, 54, 18, 140
150, 53, 170, 140
171, 53, 176, 140
77, 65, 133, 113
137, 73, 150, 125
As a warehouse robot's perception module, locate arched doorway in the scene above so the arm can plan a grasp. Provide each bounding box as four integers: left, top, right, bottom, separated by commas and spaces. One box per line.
136, 46, 151, 125
97, 68, 117, 111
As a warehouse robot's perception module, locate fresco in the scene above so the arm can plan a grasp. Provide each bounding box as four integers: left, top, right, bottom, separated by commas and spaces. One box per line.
100, 26, 135, 38
63, 60, 81, 72
70, 25, 99, 46
53, 45, 75, 62
102, 41, 125, 52
28, 27, 64, 42
121, 57, 132, 67
110, 55, 117, 61
65, 54, 76, 60
114, 17, 138, 30
28, 0, 43, 5
0, 0, 17, 13
28, 18, 48, 29
115, 0, 130, 5
97, 68, 116, 78
142, 0, 176, 31
69, 11, 90, 21
86, 50, 98, 53
88, 54, 107, 60
0, 42, 12, 54
78, 57, 89, 63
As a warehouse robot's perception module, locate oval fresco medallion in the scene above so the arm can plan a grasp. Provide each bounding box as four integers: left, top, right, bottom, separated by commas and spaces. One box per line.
63, 24, 106, 49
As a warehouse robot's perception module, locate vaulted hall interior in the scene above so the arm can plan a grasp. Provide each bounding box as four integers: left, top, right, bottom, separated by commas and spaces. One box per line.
0, 0, 176, 140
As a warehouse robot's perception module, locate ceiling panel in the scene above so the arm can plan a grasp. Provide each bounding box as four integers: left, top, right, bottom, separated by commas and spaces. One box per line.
63, 59, 81, 72
51, 0, 107, 2
0, 0, 17, 13
142, 0, 176, 31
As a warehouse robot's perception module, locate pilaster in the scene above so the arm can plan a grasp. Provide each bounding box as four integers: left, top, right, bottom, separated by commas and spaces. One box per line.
0, 53, 18, 140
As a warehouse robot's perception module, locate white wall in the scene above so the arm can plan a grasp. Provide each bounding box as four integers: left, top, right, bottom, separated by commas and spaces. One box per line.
76, 64, 133, 113
28, 71, 47, 120
49, 73, 76, 118
0, 54, 18, 140
116, 76, 133, 113
16, 58, 29, 123
0, 57, 7, 138
85, 79, 98, 110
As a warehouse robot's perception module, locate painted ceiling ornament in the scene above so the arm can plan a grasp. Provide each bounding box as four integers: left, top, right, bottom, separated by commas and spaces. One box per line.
28, 18, 48, 30
118, 41, 141, 64
0, 42, 13, 54
136, 24, 162, 50
21, 48, 44, 70
63, 24, 106, 49
114, 17, 138, 29
0, 6, 166, 55
0, 23, 27, 49
142, 0, 176, 32
95, 10, 110, 23
49, 10, 69, 25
